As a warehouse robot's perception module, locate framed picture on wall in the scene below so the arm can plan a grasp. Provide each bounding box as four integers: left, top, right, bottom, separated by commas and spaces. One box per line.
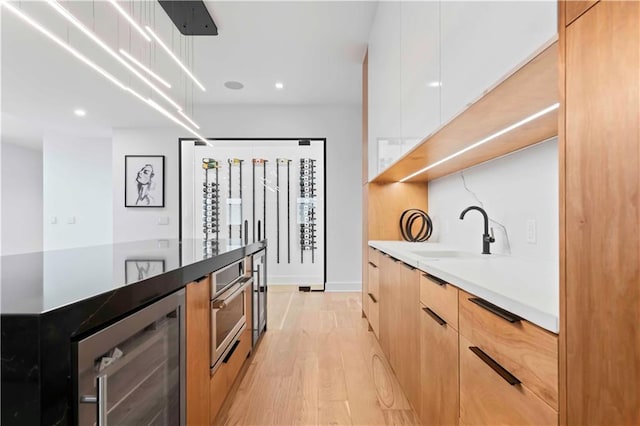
125, 155, 165, 207
125, 259, 166, 284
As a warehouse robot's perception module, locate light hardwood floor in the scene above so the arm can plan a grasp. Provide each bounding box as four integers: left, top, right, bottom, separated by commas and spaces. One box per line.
214, 291, 421, 426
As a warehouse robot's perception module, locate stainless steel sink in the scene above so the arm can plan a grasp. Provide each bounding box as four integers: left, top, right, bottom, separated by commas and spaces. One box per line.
412, 250, 479, 259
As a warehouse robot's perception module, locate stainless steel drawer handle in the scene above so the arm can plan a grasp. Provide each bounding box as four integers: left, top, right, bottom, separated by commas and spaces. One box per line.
97, 375, 108, 425
469, 346, 521, 386
468, 297, 522, 323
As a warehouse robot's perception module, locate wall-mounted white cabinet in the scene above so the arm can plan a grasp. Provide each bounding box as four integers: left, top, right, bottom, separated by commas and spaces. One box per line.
440, 1, 557, 124
400, 1, 441, 150
367, 1, 557, 181
367, 2, 401, 180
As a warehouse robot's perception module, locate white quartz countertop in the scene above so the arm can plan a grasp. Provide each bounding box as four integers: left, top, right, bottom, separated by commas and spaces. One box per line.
368, 241, 559, 333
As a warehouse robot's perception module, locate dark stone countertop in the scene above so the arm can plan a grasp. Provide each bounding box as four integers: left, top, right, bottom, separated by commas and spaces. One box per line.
0, 238, 266, 426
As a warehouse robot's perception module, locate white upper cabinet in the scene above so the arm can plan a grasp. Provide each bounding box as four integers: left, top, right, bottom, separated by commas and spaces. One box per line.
367, 1, 557, 182
368, 2, 401, 180
440, 1, 557, 124
401, 1, 441, 150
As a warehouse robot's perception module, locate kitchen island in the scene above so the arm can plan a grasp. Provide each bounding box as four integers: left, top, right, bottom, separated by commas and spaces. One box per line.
0, 238, 266, 426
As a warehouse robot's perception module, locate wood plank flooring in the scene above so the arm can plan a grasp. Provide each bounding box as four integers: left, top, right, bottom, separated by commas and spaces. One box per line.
214, 291, 421, 426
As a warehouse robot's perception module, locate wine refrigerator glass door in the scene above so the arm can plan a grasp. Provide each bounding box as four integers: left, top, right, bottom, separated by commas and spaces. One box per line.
75, 290, 185, 426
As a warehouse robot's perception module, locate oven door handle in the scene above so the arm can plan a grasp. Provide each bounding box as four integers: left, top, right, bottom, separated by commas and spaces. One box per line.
212, 277, 253, 310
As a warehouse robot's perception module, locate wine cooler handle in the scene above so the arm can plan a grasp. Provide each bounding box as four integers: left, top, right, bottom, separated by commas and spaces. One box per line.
97, 374, 108, 426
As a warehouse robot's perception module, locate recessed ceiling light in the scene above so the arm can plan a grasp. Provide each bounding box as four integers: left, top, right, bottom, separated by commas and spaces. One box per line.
428, 81, 442, 88
275, 82, 284, 90
74, 109, 86, 117
224, 81, 244, 90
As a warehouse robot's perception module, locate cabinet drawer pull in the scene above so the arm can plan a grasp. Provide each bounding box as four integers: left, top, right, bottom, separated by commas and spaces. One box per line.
195, 275, 208, 283
368, 261, 378, 268
468, 298, 522, 323
422, 273, 447, 286
368, 293, 378, 304
422, 307, 447, 326
402, 263, 416, 271
469, 346, 521, 386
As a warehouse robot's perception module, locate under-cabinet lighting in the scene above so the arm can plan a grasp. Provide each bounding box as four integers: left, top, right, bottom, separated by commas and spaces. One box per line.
145, 26, 207, 92
47, 0, 182, 110
0, 1, 209, 145
428, 81, 442, 88
119, 49, 172, 88
107, 0, 151, 42
178, 110, 200, 129
398, 103, 560, 182
275, 81, 284, 90
74, 109, 86, 117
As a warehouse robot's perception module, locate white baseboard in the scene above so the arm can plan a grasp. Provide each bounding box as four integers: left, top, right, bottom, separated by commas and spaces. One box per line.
325, 281, 362, 292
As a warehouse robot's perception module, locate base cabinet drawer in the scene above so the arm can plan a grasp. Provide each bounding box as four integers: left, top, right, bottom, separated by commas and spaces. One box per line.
368, 293, 380, 337
459, 335, 557, 426
209, 328, 252, 423
420, 303, 459, 426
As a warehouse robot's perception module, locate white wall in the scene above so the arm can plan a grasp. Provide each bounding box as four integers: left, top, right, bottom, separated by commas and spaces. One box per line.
0, 142, 43, 255
428, 138, 558, 262
113, 104, 362, 290
43, 133, 113, 250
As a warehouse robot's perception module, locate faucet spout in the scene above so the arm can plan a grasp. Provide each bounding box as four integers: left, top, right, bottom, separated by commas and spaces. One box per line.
459, 206, 494, 254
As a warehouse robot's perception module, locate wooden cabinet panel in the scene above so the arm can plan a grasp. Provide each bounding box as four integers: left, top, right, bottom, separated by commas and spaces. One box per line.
564, 2, 640, 424
459, 291, 558, 410
459, 335, 557, 426
368, 294, 380, 338
225, 328, 252, 388
186, 277, 211, 426
420, 303, 459, 426
564, 0, 598, 25
378, 254, 398, 359
390, 262, 421, 412
419, 273, 459, 330
210, 363, 227, 423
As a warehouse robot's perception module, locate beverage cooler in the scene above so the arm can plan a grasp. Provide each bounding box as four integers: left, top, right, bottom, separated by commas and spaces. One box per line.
180, 139, 326, 290
74, 290, 185, 425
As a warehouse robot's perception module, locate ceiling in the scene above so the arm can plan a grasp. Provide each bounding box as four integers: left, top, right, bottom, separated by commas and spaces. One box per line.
1, 0, 377, 145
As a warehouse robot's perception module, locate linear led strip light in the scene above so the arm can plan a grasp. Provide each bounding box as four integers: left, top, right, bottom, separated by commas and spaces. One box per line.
46, 0, 183, 111
119, 48, 171, 88
145, 26, 207, 92
107, 0, 151, 42
0, 1, 211, 146
398, 103, 560, 182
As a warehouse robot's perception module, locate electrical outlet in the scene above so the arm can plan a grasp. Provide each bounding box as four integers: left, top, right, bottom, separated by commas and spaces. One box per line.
526, 219, 537, 244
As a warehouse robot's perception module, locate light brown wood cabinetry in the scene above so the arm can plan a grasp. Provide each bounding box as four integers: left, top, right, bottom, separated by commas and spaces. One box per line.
459, 291, 558, 410
391, 262, 421, 412
186, 277, 211, 426
562, 1, 640, 424
564, 0, 598, 26
378, 253, 397, 360
420, 272, 459, 330
459, 335, 557, 426
419, 302, 459, 426
366, 248, 380, 337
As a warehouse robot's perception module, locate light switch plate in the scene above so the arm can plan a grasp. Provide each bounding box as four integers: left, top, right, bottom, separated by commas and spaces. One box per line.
526, 219, 537, 244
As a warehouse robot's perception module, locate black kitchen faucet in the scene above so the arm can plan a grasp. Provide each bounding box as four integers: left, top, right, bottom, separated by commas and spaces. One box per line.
459, 206, 495, 254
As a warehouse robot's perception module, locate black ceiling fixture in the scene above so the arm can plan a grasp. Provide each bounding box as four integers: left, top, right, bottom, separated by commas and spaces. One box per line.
158, 1, 218, 36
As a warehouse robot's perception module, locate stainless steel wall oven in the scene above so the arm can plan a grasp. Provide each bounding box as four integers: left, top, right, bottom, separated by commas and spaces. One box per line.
210, 257, 252, 374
